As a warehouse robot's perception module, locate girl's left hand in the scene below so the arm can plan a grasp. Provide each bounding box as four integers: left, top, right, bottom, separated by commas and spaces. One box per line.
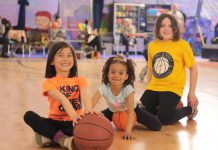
122, 132, 135, 140
188, 93, 199, 108
84, 109, 104, 117
84, 109, 94, 114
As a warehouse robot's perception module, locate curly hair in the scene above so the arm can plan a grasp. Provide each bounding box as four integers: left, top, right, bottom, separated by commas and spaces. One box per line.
102, 56, 136, 87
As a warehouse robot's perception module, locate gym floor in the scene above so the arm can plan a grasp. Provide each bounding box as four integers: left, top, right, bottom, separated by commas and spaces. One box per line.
0, 56, 218, 150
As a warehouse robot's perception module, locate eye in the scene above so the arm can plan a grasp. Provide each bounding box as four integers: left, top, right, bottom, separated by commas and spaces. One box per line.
110, 70, 115, 74
119, 72, 124, 75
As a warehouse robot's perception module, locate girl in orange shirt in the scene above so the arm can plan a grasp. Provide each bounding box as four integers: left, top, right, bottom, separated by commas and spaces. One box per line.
24, 41, 92, 149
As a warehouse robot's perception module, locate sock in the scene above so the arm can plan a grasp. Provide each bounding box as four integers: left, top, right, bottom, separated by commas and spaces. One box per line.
53, 130, 64, 143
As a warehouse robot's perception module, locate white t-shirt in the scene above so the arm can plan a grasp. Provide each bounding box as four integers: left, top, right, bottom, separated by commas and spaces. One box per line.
98, 83, 136, 112
85, 25, 95, 43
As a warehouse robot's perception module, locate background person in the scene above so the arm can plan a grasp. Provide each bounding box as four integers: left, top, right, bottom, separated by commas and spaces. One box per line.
120, 18, 136, 57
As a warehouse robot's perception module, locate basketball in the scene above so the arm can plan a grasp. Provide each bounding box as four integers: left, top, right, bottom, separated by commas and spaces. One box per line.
74, 114, 114, 150
112, 111, 137, 131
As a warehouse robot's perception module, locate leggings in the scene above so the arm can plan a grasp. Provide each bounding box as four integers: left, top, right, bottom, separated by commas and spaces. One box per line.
88, 36, 101, 52
102, 104, 162, 131
24, 111, 73, 139
140, 90, 192, 125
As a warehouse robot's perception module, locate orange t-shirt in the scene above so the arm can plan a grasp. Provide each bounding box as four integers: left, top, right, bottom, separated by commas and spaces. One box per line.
42, 76, 88, 121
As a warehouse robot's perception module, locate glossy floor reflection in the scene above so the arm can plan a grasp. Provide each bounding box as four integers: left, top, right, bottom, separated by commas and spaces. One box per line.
0, 57, 217, 150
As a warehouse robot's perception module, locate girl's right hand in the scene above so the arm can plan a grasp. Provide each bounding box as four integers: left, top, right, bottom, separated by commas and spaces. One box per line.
122, 131, 135, 140
72, 114, 84, 127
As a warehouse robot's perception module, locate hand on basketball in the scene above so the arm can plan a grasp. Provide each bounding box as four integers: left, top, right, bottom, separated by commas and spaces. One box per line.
122, 132, 135, 140
72, 114, 84, 126
84, 109, 104, 117
84, 109, 94, 114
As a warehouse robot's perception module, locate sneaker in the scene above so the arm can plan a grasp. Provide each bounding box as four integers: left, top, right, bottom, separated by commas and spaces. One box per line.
58, 135, 73, 150
129, 39, 135, 47
35, 132, 53, 147
139, 65, 148, 80
137, 101, 146, 110
187, 103, 198, 119
125, 52, 129, 58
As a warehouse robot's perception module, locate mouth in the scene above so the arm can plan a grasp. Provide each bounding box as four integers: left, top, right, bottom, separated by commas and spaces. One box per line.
61, 63, 71, 66
112, 78, 121, 81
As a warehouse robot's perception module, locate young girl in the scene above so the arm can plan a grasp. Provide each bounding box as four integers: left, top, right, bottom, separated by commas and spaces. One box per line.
24, 41, 92, 149
91, 56, 162, 140
140, 13, 199, 125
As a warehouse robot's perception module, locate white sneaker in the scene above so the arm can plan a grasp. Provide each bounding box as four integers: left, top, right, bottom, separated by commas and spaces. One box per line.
139, 65, 148, 80
35, 132, 53, 147
58, 135, 73, 150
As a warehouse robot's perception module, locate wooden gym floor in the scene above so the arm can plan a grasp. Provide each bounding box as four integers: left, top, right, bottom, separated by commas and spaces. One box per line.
0, 56, 218, 150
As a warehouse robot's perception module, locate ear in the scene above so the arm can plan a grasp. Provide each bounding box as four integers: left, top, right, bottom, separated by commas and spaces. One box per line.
125, 74, 129, 81
51, 60, 55, 65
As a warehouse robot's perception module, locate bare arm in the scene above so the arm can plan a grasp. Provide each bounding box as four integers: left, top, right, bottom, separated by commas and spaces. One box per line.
47, 89, 81, 125
91, 90, 101, 108
123, 92, 136, 140
147, 67, 152, 84
80, 87, 93, 114
188, 64, 199, 107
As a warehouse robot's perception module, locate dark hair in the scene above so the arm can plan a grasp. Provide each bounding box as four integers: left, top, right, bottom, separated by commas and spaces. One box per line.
45, 41, 78, 78
102, 56, 136, 87
55, 15, 61, 21
155, 13, 180, 41
84, 20, 88, 25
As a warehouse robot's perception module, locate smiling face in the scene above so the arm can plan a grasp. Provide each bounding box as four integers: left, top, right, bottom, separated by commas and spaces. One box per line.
159, 17, 173, 41
108, 63, 128, 87
52, 47, 74, 77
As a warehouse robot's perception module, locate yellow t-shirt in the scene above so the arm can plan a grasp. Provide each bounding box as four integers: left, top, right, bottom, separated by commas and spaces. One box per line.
147, 39, 196, 96
42, 76, 88, 121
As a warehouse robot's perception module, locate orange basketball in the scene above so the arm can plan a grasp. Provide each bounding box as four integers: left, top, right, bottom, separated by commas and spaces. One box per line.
74, 114, 114, 150
112, 111, 137, 131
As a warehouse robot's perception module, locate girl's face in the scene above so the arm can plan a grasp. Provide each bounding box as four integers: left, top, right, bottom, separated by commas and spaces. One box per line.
52, 47, 74, 77
108, 63, 128, 87
160, 17, 173, 41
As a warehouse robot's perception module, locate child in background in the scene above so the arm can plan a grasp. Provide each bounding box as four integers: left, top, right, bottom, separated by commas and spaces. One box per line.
91, 56, 162, 140
24, 41, 92, 149
140, 13, 199, 125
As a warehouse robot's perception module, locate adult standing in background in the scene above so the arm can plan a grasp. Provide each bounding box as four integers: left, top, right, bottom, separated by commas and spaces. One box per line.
0, 16, 10, 58
168, 3, 185, 36
120, 18, 136, 57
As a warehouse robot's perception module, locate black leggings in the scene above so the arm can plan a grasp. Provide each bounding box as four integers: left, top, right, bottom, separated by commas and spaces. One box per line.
88, 36, 101, 52
23, 111, 73, 139
0, 36, 9, 55
120, 34, 129, 54
140, 90, 192, 125
102, 104, 162, 131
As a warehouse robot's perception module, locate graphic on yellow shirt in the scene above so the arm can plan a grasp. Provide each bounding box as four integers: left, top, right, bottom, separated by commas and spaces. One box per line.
152, 52, 174, 78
